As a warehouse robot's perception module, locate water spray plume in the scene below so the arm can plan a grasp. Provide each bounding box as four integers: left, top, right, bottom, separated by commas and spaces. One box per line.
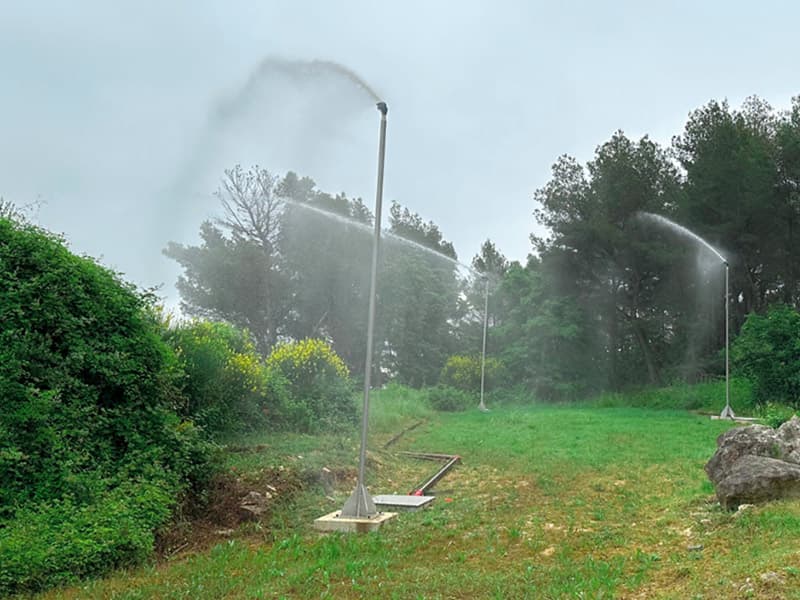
636, 211, 733, 419
636, 212, 727, 265
281, 196, 481, 276
216, 58, 383, 122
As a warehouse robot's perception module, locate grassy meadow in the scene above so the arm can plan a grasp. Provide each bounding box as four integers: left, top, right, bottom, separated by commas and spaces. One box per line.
35, 385, 800, 599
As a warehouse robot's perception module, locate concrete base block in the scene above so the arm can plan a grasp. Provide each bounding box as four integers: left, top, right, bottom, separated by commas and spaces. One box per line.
313, 510, 397, 533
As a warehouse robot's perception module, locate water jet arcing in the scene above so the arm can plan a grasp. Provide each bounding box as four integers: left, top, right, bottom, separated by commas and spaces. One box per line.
282, 196, 472, 274
169, 57, 382, 237
216, 58, 382, 123
281, 191, 495, 415
637, 212, 726, 265
636, 211, 733, 419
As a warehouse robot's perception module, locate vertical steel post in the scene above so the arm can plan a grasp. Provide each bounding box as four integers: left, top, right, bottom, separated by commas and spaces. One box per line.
478, 276, 489, 412
341, 101, 388, 518
720, 262, 735, 419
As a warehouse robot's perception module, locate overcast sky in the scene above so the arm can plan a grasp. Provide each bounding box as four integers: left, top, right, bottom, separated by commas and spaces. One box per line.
2, 1, 798, 301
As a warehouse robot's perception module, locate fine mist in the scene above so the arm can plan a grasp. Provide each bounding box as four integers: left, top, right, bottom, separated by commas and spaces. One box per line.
171, 56, 382, 203
215, 59, 382, 122
636, 211, 728, 380
157, 57, 384, 307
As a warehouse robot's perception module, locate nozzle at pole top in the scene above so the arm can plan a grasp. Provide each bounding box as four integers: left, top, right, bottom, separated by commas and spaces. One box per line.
376, 101, 388, 115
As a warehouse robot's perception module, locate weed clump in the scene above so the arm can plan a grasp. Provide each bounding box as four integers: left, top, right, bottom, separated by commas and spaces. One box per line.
427, 385, 476, 412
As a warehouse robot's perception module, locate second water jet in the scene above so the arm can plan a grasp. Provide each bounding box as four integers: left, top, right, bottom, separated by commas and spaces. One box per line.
636, 211, 733, 419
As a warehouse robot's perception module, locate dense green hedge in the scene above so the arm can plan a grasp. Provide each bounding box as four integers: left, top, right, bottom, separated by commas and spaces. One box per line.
732, 304, 800, 406
0, 217, 214, 594
0, 481, 173, 596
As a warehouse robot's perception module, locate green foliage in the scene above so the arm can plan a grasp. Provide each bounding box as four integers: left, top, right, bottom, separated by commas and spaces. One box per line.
368, 383, 434, 434
0, 218, 204, 511
494, 260, 603, 401
0, 218, 216, 592
168, 95, 800, 409
439, 354, 507, 393
166, 168, 471, 390
266, 339, 355, 432
516, 95, 800, 398
427, 385, 476, 412
163, 319, 280, 435
0, 481, 173, 596
589, 378, 755, 413
378, 202, 462, 387
534, 133, 684, 390
280, 174, 373, 372
674, 98, 787, 316
757, 402, 797, 428
163, 167, 293, 353
732, 304, 800, 405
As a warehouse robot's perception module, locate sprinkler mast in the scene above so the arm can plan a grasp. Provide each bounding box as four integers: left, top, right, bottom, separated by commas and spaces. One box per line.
341, 101, 388, 519
478, 276, 490, 412
720, 261, 734, 419
635, 213, 733, 419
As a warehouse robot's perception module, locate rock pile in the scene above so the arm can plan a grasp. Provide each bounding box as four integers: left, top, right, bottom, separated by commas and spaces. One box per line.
705, 416, 800, 509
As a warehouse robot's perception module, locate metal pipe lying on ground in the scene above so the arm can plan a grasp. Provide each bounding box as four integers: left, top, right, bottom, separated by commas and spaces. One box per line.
407, 453, 461, 496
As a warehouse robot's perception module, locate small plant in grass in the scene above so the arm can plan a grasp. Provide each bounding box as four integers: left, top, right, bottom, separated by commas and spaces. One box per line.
757, 402, 796, 428
266, 338, 355, 432
427, 384, 475, 412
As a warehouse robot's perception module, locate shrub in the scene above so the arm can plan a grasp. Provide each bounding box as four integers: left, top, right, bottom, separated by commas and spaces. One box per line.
163, 320, 284, 435
0, 218, 207, 508
0, 481, 173, 597
732, 304, 800, 406
266, 339, 355, 432
0, 217, 215, 591
439, 354, 508, 393
427, 385, 476, 412
757, 402, 796, 428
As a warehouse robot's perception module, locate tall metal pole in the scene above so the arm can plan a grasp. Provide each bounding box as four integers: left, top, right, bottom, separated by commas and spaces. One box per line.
341, 101, 388, 518
720, 261, 734, 419
478, 276, 489, 412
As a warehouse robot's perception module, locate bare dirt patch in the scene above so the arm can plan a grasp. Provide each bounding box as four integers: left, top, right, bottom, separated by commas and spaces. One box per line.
155, 466, 304, 558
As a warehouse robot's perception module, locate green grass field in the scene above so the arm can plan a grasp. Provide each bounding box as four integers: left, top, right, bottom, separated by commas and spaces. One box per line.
37, 387, 800, 599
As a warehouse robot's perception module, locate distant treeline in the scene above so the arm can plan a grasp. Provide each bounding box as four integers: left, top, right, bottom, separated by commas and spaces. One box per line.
168, 95, 800, 399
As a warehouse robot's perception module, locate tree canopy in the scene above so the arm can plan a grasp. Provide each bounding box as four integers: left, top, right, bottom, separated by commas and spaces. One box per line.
167, 95, 800, 401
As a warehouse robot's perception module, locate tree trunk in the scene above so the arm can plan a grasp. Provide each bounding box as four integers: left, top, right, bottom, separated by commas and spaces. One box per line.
632, 321, 660, 386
